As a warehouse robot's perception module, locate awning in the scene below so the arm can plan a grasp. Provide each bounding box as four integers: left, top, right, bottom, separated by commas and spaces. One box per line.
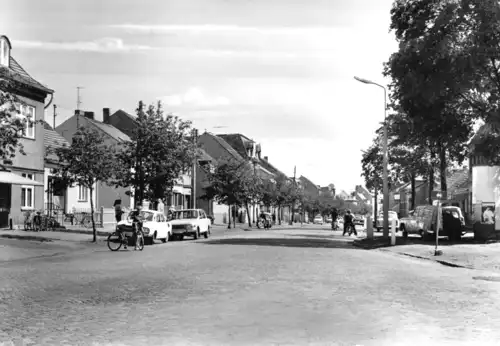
0, 171, 44, 186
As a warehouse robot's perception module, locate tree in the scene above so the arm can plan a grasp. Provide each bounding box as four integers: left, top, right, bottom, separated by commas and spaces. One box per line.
115, 101, 198, 204
202, 159, 245, 229
0, 80, 30, 164
385, 0, 479, 195
51, 127, 117, 242
274, 173, 292, 225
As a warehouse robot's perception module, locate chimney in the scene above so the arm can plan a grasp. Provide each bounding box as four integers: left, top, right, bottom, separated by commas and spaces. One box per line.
264, 156, 268, 161
103, 108, 110, 124
84, 111, 94, 120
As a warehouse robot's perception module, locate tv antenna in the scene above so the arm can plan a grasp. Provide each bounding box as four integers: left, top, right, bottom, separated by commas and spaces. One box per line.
77, 86, 84, 110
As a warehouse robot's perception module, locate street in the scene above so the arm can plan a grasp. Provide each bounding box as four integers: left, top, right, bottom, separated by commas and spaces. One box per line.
1, 225, 500, 346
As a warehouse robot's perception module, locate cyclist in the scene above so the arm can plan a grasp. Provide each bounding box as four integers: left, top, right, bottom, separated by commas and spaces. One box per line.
343, 209, 357, 236
129, 203, 144, 250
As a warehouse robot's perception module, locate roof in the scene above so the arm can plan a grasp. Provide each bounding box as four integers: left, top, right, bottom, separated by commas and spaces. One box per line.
0, 56, 53, 94
197, 148, 214, 163
208, 133, 244, 161
43, 121, 69, 163
447, 168, 470, 197
217, 134, 252, 159
299, 175, 318, 189
87, 118, 130, 142
112, 109, 137, 122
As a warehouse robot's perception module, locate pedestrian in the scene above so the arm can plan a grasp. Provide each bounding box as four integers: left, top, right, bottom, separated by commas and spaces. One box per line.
157, 198, 165, 215
113, 198, 123, 223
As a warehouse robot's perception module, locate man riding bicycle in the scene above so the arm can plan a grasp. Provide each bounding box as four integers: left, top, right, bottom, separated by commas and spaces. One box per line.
343, 209, 357, 236
128, 203, 144, 250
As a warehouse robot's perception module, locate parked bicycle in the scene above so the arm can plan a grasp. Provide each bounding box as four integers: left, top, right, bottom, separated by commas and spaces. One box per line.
65, 212, 92, 228
107, 222, 144, 251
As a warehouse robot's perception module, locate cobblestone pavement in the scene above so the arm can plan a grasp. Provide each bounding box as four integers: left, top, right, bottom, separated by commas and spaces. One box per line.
1, 227, 500, 345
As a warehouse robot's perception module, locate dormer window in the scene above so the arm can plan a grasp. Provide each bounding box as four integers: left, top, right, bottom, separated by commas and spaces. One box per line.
0, 36, 11, 68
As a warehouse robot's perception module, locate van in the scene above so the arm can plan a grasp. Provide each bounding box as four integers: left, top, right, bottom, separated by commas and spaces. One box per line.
399, 204, 463, 241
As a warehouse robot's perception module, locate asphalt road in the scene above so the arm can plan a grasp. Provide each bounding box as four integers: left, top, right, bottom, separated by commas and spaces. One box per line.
1, 225, 499, 345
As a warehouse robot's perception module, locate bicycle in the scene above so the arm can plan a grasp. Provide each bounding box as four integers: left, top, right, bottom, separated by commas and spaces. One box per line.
66, 212, 92, 228
23, 211, 35, 231
107, 222, 144, 251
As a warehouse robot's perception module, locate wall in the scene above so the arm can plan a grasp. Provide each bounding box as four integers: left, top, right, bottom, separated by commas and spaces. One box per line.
9, 95, 45, 172
9, 168, 44, 227
472, 166, 500, 231
43, 168, 98, 212
96, 182, 130, 210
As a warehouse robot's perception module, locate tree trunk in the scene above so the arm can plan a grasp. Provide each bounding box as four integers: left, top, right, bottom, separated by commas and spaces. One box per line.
89, 185, 97, 242
277, 204, 282, 225
439, 144, 447, 195
227, 204, 231, 229
411, 172, 416, 210
428, 167, 435, 205
289, 203, 294, 225
245, 203, 252, 227
233, 206, 236, 228
374, 187, 378, 221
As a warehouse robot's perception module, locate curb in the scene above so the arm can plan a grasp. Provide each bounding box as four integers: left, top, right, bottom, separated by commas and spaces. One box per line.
378, 248, 474, 270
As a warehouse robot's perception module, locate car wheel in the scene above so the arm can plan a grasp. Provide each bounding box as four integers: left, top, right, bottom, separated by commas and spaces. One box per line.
150, 231, 157, 245
204, 227, 210, 238
194, 229, 199, 240
179, 235, 184, 241
161, 234, 168, 243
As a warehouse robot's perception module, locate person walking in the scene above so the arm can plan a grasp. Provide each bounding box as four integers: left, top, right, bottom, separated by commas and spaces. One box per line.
113, 198, 123, 223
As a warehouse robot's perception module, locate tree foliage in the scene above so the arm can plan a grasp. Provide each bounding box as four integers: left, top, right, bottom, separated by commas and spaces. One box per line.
51, 127, 117, 242
115, 101, 198, 203
0, 80, 29, 164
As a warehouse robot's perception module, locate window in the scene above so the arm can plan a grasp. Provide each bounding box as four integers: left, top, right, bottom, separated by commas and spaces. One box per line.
22, 173, 34, 180
78, 185, 88, 202
18, 104, 35, 139
21, 186, 34, 209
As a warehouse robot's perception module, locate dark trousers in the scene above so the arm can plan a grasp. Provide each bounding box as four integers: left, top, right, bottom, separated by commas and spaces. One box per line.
343, 222, 357, 235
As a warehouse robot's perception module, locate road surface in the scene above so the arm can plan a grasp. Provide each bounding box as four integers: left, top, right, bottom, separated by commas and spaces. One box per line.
1, 225, 499, 345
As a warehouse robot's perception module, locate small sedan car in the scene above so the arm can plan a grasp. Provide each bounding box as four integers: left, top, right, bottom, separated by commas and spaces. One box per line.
116, 210, 172, 244
170, 209, 212, 240
313, 214, 324, 225
353, 214, 365, 226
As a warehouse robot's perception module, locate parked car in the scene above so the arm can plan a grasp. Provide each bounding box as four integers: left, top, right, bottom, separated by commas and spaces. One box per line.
353, 214, 365, 226
375, 211, 399, 231
313, 214, 324, 225
399, 205, 465, 241
170, 209, 212, 240
116, 209, 172, 244
326, 216, 332, 223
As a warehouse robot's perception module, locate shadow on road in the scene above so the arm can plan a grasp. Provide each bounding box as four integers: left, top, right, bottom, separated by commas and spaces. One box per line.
202, 236, 359, 249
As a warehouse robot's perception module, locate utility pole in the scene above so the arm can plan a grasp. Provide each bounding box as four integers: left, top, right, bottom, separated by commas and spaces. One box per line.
191, 129, 198, 209
53, 104, 57, 129
76, 86, 84, 128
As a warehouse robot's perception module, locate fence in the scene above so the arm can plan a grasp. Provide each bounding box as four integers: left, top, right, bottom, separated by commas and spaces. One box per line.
39, 207, 127, 229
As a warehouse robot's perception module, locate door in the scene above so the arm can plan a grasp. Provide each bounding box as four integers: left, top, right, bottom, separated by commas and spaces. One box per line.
0, 183, 10, 228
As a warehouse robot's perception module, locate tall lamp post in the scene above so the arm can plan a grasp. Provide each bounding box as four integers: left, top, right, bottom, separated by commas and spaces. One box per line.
354, 76, 389, 239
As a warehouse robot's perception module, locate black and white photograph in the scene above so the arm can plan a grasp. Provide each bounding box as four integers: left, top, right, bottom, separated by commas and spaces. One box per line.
1, 0, 500, 344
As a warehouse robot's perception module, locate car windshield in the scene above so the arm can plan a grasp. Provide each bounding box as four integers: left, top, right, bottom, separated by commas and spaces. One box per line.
129, 211, 154, 222
173, 210, 199, 219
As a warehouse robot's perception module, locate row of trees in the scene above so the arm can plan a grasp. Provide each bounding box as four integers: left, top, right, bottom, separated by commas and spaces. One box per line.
203, 159, 372, 229
51, 101, 198, 241
361, 0, 500, 237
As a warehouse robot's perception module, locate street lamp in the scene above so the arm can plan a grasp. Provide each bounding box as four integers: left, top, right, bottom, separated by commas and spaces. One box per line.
354, 76, 390, 240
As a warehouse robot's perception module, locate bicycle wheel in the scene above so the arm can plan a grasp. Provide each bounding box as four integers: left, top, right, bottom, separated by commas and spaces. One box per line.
136, 231, 144, 251
107, 232, 123, 251
82, 216, 92, 228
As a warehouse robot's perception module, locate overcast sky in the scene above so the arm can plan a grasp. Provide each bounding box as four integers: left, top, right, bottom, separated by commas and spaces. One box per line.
2, 0, 398, 193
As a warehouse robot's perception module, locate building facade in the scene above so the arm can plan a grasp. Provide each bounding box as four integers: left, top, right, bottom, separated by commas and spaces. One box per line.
56, 109, 133, 211
0, 35, 54, 228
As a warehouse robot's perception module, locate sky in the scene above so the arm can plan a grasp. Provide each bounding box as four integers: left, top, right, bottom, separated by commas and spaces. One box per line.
2, 0, 398, 193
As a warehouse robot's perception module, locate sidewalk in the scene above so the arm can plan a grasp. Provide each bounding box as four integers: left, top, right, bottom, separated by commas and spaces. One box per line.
353, 235, 500, 272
